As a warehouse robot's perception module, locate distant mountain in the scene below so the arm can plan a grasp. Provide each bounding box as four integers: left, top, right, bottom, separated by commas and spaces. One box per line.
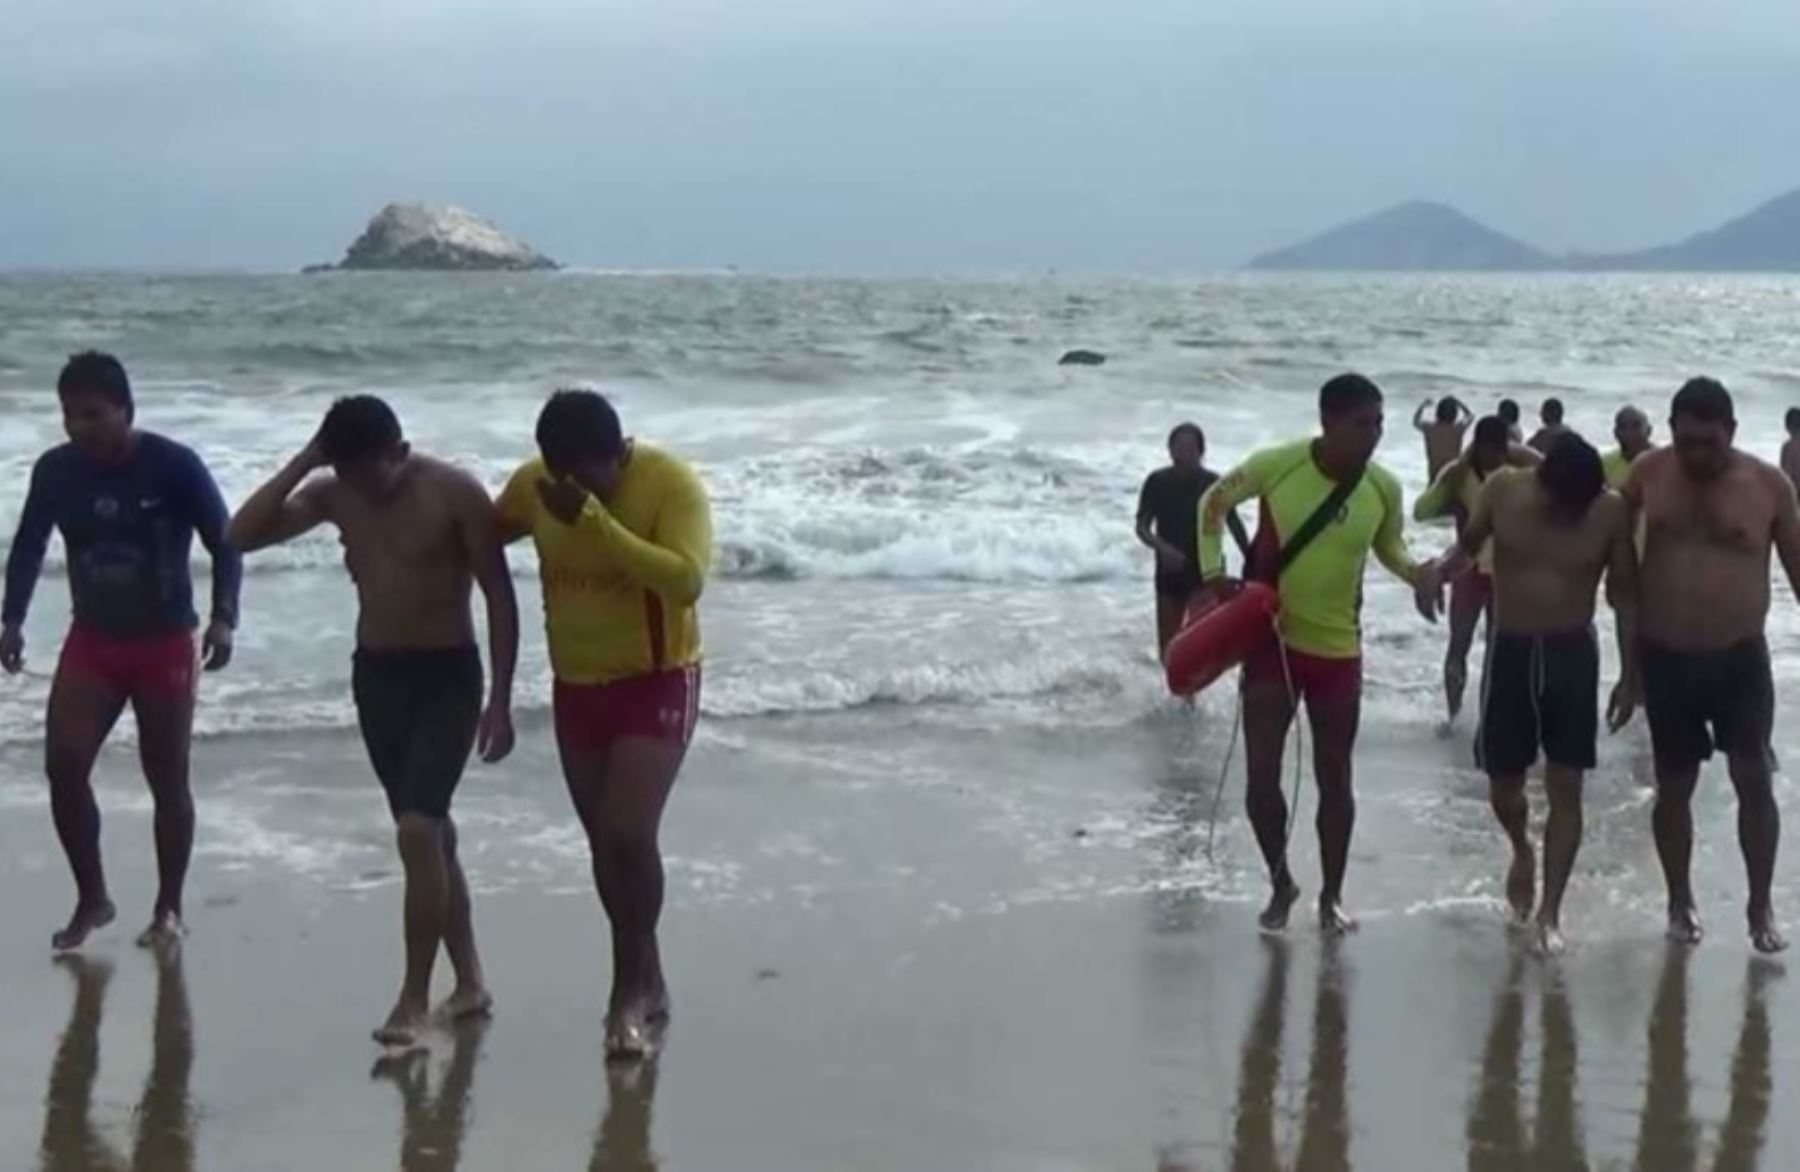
1248, 201, 1550, 272
1576, 189, 1800, 272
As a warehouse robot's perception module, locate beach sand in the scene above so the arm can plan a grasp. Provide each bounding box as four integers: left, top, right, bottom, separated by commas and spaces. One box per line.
1, 702, 1797, 1171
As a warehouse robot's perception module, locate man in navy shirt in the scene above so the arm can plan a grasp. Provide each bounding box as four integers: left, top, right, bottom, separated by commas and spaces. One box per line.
2, 352, 241, 951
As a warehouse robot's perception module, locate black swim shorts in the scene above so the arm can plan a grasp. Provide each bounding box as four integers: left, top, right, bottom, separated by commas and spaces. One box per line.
1478, 628, 1599, 776
351, 645, 483, 820
1641, 638, 1775, 772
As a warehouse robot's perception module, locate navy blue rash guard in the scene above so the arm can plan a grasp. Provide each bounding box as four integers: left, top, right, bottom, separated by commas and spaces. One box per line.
3, 433, 242, 638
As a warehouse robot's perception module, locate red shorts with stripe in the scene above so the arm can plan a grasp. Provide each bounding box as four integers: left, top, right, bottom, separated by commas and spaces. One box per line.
1242, 637, 1362, 707
57, 626, 197, 699
554, 665, 701, 751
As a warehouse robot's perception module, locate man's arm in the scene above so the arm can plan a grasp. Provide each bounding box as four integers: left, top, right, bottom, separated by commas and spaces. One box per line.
227, 442, 332, 553
453, 474, 520, 763
179, 448, 244, 634
1605, 495, 1642, 729
1413, 401, 1431, 432
570, 462, 712, 605
1413, 458, 1465, 522
1134, 476, 1181, 561
1197, 458, 1267, 581
494, 465, 536, 546
1, 456, 57, 671
1225, 506, 1252, 561
1374, 476, 1442, 620
1771, 467, 1800, 604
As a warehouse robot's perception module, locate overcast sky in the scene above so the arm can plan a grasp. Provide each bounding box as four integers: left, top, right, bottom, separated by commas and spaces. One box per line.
4, 0, 1799, 271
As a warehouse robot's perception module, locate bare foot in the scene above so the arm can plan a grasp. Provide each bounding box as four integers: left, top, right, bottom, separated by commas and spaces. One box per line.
52, 900, 117, 952
1505, 848, 1536, 925
1749, 909, 1788, 955
1667, 905, 1704, 946
1319, 899, 1359, 936
373, 999, 430, 1047
1532, 918, 1566, 958
136, 909, 186, 951
1258, 876, 1302, 933
435, 986, 495, 1024
605, 1009, 661, 1063
645, 982, 672, 1024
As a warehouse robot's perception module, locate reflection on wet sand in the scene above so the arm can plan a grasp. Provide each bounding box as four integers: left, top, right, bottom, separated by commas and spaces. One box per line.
1468, 946, 1774, 1172
591, 1057, 661, 1172
373, 1018, 489, 1172
39, 951, 195, 1172
1226, 940, 1352, 1172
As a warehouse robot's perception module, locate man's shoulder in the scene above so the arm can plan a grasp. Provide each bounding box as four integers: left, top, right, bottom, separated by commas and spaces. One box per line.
137, 432, 202, 467
632, 443, 705, 494
30, 443, 78, 478
411, 453, 485, 494
1364, 460, 1404, 496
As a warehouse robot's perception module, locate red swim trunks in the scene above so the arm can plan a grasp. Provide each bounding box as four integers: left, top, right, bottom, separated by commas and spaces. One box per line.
57, 626, 197, 699
554, 665, 701, 751
1242, 637, 1362, 707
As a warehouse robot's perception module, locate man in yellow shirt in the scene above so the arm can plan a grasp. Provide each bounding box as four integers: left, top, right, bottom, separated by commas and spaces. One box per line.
1603, 406, 1655, 490
1198, 374, 1443, 935
498, 390, 712, 1059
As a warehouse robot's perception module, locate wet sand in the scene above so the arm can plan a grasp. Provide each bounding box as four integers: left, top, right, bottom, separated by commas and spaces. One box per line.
1, 706, 1797, 1170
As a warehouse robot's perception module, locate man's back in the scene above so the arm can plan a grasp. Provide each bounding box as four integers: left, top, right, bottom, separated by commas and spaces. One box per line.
1633, 448, 1781, 649
327, 455, 479, 650
1422, 421, 1466, 481
1781, 437, 1800, 490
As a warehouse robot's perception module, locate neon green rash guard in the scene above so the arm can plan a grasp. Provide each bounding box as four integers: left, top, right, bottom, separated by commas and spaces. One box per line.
1198, 439, 1417, 659
1414, 458, 1493, 572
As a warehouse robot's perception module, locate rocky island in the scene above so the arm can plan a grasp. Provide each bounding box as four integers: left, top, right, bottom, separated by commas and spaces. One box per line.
306, 202, 559, 272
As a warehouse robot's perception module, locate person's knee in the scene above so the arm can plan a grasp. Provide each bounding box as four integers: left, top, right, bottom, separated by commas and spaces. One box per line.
1544, 770, 1584, 807
394, 812, 446, 860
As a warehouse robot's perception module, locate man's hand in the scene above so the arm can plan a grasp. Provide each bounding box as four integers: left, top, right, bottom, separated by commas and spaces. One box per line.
201, 620, 234, 672
1155, 547, 1187, 574
1411, 562, 1445, 623
0, 624, 22, 674
298, 433, 330, 472
1607, 676, 1640, 733
477, 700, 515, 764
536, 477, 589, 527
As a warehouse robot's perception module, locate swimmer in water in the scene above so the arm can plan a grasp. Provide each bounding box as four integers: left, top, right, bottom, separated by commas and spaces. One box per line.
1413, 396, 1473, 481
1623, 378, 1800, 954
3, 352, 241, 954
1136, 423, 1249, 662
1414, 417, 1541, 727
1528, 398, 1574, 455
1198, 374, 1444, 936
1438, 435, 1639, 955
230, 397, 518, 1046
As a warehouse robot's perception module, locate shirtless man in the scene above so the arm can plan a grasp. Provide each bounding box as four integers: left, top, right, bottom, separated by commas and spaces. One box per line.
3, 352, 240, 952
1623, 377, 1798, 953
1781, 408, 1800, 490
1414, 418, 1542, 726
229, 396, 519, 1042
1199, 374, 1443, 935
1528, 399, 1573, 455
1135, 422, 1248, 660
1498, 400, 1525, 445
1413, 396, 1473, 481
498, 389, 712, 1058
1446, 436, 1639, 954
1604, 406, 1655, 490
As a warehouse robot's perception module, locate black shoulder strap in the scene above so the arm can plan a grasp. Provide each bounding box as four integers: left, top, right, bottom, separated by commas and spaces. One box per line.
1273, 468, 1366, 579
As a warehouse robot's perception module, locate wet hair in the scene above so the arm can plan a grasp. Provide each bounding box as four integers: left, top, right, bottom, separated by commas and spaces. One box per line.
1786, 408, 1800, 434
1167, 421, 1205, 450
57, 351, 133, 418
1541, 398, 1565, 425
1434, 396, 1463, 424
536, 389, 624, 470
1671, 377, 1734, 426
1498, 399, 1521, 425
319, 395, 403, 465
1536, 433, 1605, 513
1471, 415, 1510, 451
1319, 373, 1382, 418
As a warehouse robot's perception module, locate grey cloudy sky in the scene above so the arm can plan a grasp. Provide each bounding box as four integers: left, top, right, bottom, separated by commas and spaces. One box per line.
4, 0, 1798, 271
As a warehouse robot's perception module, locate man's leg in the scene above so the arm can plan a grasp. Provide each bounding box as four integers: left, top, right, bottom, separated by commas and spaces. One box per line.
375, 811, 453, 1045
1442, 575, 1483, 722
438, 817, 492, 1019
1155, 590, 1184, 664
1536, 766, 1584, 955
1652, 760, 1703, 944
132, 685, 197, 947
45, 672, 128, 951
1242, 676, 1299, 931
1487, 773, 1535, 925
1307, 686, 1362, 934
1726, 751, 1784, 953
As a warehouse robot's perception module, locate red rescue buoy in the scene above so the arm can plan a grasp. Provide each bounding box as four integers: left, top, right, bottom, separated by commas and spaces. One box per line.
1164, 582, 1280, 697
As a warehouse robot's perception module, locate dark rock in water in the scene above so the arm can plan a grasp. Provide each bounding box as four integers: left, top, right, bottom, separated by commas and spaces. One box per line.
1059, 349, 1107, 366
307, 202, 559, 273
